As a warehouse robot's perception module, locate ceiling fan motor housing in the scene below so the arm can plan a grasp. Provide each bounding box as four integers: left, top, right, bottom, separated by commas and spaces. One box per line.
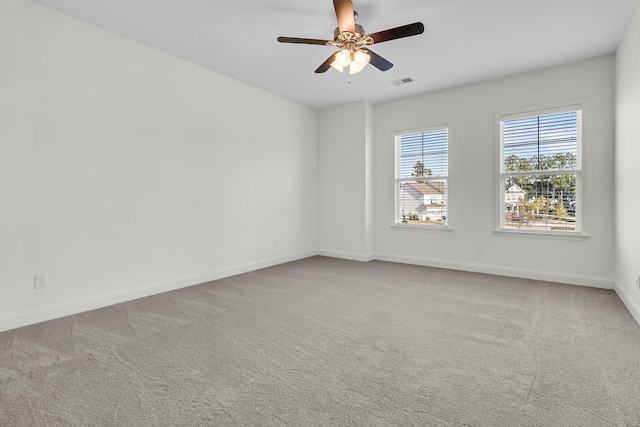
334, 24, 366, 41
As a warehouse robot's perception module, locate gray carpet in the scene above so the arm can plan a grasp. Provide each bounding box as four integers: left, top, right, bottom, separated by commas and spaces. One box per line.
1, 256, 639, 426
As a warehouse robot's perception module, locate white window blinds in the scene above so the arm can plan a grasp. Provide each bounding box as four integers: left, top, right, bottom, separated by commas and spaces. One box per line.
499, 106, 582, 232
394, 126, 449, 227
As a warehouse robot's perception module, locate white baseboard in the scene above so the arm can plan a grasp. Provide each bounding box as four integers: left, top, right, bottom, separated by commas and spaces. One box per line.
1, 248, 620, 333
373, 252, 614, 289
0, 250, 316, 333
614, 280, 640, 326
317, 249, 374, 263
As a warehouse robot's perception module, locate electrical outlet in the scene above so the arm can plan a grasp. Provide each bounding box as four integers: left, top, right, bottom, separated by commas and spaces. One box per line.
274, 239, 279, 249
636, 275, 640, 290
476, 243, 483, 253
347, 236, 352, 245
34, 273, 48, 289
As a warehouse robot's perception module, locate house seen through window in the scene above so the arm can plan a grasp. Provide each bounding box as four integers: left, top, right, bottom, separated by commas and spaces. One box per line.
395, 126, 448, 227
499, 105, 582, 232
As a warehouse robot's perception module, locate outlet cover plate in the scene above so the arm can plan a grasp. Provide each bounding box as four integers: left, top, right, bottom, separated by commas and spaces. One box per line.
35, 274, 48, 289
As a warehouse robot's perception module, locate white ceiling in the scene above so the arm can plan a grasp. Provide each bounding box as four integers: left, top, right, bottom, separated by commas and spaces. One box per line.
32, 0, 639, 109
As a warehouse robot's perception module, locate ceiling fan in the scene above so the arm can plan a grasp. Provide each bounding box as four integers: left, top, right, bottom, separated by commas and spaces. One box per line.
277, 0, 424, 74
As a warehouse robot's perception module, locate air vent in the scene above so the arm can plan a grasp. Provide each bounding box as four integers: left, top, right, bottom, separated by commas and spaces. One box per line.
391, 77, 415, 86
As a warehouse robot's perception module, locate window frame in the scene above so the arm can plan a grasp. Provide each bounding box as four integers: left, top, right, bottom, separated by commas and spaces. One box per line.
394, 124, 450, 229
496, 103, 583, 235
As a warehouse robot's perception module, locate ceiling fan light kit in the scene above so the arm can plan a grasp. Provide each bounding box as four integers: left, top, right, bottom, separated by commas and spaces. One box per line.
277, 0, 424, 75
330, 48, 370, 74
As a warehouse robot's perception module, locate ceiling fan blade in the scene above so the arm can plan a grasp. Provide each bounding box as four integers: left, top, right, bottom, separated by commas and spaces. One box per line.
333, 0, 355, 33
277, 37, 330, 46
367, 22, 425, 44
315, 52, 339, 73
364, 49, 393, 71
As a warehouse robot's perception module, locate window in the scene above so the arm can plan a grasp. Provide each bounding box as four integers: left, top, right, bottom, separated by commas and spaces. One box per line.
395, 126, 448, 227
499, 105, 582, 232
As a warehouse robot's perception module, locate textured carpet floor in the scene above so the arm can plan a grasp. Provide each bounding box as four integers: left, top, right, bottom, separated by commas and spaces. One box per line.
1, 256, 639, 426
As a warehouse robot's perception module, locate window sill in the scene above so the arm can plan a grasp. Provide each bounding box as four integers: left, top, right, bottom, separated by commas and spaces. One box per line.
494, 228, 589, 240
391, 223, 453, 232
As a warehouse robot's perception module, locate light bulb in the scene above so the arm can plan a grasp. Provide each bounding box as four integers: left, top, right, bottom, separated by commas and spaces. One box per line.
336, 49, 352, 68
349, 50, 370, 74
330, 61, 344, 73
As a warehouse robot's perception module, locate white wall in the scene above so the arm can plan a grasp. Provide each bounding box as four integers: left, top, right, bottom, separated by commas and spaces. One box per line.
615, 5, 640, 324
0, 0, 317, 332
372, 57, 615, 288
317, 101, 374, 260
